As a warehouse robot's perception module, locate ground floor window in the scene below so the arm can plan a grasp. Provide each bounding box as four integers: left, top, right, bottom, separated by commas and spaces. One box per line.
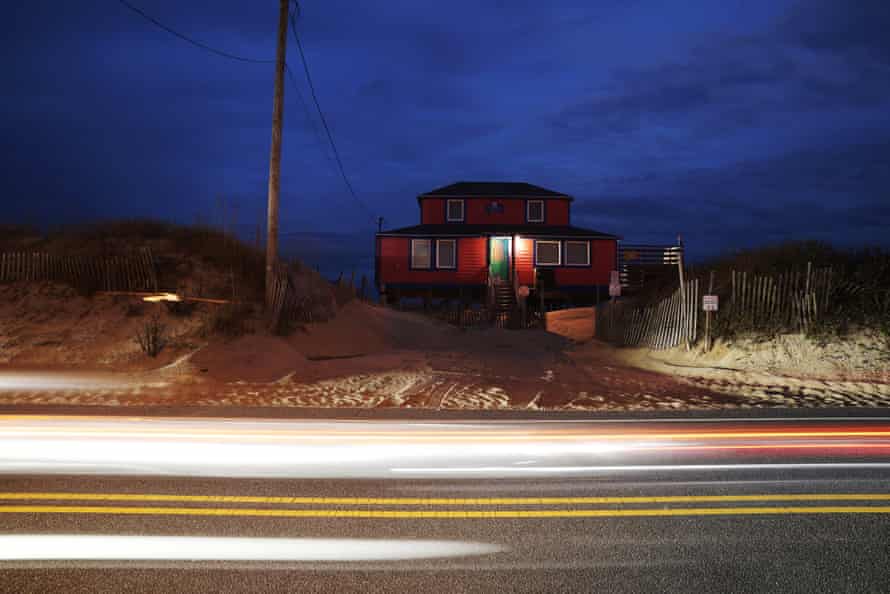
535, 240, 561, 266
564, 240, 590, 266
436, 239, 457, 269
410, 239, 431, 268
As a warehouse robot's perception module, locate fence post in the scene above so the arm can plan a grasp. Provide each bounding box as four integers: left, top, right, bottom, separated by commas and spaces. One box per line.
675, 236, 689, 350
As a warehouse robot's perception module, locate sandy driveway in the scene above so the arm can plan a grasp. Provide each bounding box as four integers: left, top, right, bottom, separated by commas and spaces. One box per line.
0, 335, 739, 411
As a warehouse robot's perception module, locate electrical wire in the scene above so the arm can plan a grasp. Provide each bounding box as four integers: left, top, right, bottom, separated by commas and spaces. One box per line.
116, 0, 378, 230
115, 0, 274, 64
289, 3, 376, 223
285, 63, 339, 177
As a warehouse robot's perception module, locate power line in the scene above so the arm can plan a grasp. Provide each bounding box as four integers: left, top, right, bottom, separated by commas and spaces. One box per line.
116, 0, 377, 228
289, 4, 376, 223
285, 63, 338, 176
115, 0, 274, 64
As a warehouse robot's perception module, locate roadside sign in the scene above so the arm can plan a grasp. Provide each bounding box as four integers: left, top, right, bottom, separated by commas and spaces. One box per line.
703, 295, 718, 311
609, 283, 621, 297
610, 270, 620, 285
517, 285, 530, 298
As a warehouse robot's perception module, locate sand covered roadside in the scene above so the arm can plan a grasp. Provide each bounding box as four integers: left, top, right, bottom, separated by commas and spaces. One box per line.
0, 282, 204, 371
3, 294, 889, 410
0, 298, 736, 410
613, 331, 890, 407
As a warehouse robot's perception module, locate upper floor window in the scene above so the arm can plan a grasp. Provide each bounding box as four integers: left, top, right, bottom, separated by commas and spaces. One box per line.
436, 239, 457, 269
411, 239, 432, 269
564, 240, 590, 266
527, 200, 544, 222
446, 199, 465, 222
535, 240, 561, 266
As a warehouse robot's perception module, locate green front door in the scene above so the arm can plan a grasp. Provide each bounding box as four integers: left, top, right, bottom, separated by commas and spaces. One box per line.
489, 238, 510, 282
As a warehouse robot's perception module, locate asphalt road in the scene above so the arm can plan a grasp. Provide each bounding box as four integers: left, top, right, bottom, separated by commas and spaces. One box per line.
2, 412, 890, 593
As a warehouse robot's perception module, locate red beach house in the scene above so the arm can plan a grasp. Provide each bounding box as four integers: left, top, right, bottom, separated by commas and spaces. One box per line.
375, 182, 619, 308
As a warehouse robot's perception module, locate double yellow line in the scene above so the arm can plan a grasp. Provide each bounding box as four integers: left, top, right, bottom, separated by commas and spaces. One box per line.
1, 492, 890, 519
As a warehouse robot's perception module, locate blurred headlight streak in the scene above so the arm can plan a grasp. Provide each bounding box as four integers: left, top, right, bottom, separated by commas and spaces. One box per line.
0, 535, 504, 561
2, 416, 890, 479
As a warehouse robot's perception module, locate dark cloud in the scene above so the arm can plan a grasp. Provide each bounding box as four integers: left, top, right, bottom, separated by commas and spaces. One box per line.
0, 0, 887, 261
574, 136, 890, 258
780, 0, 890, 64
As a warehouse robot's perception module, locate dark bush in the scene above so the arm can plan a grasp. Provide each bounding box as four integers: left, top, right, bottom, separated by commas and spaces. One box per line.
204, 303, 253, 338
135, 314, 167, 357
701, 242, 890, 340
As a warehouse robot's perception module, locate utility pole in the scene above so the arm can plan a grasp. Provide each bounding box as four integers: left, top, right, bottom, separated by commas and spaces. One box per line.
265, 0, 289, 305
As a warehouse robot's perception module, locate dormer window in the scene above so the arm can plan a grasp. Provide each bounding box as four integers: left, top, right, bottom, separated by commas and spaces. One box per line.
526, 200, 544, 223
446, 199, 465, 222
486, 201, 504, 214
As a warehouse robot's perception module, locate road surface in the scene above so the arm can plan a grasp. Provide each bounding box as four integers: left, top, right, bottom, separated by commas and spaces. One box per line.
1, 411, 890, 592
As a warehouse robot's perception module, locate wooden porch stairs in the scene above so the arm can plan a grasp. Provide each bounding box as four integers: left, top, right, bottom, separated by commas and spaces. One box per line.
492, 282, 516, 313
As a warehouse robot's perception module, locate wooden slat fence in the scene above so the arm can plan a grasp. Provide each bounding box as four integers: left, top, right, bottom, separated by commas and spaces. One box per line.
596, 263, 835, 350
725, 264, 832, 333
267, 265, 344, 332
0, 248, 158, 292
596, 279, 699, 349
268, 268, 312, 332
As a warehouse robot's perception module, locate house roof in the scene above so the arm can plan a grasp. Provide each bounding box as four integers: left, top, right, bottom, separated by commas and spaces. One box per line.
418, 182, 572, 201
378, 223, 621, 239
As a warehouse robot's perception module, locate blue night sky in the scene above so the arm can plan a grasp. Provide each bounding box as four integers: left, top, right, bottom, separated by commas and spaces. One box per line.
2, 1, 889, 275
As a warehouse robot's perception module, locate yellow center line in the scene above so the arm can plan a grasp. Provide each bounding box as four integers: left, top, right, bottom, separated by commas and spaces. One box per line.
2, 504, 890, 518
2, 492, 890, 505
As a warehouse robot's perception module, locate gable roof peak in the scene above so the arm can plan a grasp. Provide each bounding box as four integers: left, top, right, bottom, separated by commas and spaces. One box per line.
418, 181, 572, 201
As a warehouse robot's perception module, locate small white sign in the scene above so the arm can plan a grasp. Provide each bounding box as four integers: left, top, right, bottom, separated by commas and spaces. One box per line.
517, 285, 530, 298
703, 295, 719, 311
609, 283, 621, 297
610, 270, 620, 285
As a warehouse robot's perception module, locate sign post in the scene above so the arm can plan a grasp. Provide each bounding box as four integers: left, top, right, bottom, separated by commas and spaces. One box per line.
607, 271, 621, 342
702, 278, 718, 351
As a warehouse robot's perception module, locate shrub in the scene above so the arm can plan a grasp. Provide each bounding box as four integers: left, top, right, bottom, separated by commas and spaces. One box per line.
702, 243, 890, 341
204, 303, 253, 338
135, 314, 167, 357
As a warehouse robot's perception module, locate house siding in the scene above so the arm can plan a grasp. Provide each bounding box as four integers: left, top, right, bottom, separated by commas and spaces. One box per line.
515, 237, 535, 285
514, 237, 614, 287
552, 238, 615, 285
421, 199, 446, 224
465, 198, 526, 225
378, 237, 487, 285
420, 197, 571, 225
545, 200, 570, 225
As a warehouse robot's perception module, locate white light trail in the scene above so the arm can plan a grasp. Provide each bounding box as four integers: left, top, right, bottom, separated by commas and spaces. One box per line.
1, 415, 889, 479
0, 535, 504, 561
